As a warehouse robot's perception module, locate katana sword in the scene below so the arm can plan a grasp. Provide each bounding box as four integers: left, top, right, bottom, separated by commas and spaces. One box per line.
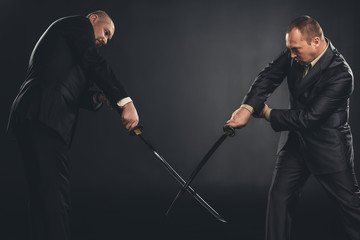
165, 125, 235, 217
130, 125, 227, 223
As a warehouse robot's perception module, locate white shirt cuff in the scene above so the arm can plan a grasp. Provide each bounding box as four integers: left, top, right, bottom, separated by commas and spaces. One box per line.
117, 97, 132, 108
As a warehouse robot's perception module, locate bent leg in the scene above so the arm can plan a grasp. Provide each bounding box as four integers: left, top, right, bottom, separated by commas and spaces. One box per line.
315, 169, 360, 240
266, 137, 310, 240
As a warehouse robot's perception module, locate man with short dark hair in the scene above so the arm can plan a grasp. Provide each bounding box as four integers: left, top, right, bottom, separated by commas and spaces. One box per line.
227, 15, 360, 240
7, 10, 139, 240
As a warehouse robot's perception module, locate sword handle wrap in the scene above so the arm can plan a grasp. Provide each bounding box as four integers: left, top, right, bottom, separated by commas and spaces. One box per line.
223, 125, 235, 137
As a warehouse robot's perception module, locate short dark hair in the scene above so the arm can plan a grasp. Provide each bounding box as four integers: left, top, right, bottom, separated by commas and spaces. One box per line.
86, 10, 111, 22
286, 15, 324, 44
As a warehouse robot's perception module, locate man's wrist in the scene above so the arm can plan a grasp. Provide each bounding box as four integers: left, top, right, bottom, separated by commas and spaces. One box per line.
265, 108, 272, 121
117, 97, 132, 108
240, 104, 254, 114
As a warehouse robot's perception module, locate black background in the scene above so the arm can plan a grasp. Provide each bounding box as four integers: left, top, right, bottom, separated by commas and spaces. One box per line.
0, 0, 359, 239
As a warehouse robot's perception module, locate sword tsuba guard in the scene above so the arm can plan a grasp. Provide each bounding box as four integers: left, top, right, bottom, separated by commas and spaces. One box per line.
130, 124, 144, 136
223, 125, 235, 137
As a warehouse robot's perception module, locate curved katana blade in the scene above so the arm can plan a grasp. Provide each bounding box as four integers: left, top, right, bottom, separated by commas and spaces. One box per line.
131, 125, 227, 223
165, 125, 235, 217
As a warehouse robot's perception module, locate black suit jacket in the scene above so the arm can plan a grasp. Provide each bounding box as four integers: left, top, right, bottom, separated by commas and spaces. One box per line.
7, 16, 128, 144
243, 41, 354, 174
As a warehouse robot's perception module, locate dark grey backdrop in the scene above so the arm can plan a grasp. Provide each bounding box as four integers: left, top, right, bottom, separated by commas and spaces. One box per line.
0, 0, 359, 239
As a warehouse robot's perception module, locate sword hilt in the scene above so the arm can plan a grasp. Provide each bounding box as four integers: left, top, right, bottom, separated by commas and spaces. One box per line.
130, 124, 144, 136
223, 125, 235, 137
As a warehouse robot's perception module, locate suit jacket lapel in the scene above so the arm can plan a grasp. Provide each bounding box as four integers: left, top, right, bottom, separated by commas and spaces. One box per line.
287, 61, 304, 106
294, 40, 335, 99
295, 63, 321, 98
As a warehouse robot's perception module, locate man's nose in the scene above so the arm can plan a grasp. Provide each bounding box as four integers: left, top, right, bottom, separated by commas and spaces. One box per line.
291, 51, 296, 58
102, 37, 107, 45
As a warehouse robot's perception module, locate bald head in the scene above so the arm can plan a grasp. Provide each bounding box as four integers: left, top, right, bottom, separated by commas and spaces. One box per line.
87, 10, 115, 47
87, 10, 112, 23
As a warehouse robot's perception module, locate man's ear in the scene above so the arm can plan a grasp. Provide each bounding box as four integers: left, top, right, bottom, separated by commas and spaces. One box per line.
312, 36, 321, 47
89, 14, 98, 24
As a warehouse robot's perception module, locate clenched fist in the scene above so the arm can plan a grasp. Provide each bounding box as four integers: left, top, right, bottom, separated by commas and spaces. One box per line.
121, 101, 139, 131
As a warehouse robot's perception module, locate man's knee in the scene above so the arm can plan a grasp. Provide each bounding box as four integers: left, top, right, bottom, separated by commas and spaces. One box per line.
268, 183, 302, 208
268, 187, 289, 206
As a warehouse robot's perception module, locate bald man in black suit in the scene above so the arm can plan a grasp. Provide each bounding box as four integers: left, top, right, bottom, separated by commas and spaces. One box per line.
7, 10, 139, 240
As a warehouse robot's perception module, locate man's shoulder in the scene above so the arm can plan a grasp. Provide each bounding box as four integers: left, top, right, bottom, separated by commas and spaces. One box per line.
46, 15, 93, 39
320, 41, 352, 75
51, 15, 89, 27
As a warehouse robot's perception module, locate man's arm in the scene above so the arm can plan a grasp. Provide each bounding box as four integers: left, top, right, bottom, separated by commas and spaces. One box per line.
79, 90, 103, 111
63, 16, 139, 130
89, 92, 139, 131
227, 49, 290, 128
268, 70, 353, 131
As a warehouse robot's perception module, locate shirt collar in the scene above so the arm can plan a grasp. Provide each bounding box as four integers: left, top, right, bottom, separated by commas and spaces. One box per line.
310, 37, 329, 68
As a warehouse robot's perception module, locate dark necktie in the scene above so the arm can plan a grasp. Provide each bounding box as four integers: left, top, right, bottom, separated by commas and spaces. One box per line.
302, 64, 311, 79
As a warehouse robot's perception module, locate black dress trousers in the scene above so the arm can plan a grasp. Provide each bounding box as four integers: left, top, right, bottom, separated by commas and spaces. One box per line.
266, 133, 360, 240
15, 120, 71, 240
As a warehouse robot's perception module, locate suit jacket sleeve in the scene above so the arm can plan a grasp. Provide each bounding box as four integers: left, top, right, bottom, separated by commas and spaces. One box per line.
242, 49, 290, 115
62, 16, 128, 108
78, 90, 103, 111
270, 66, 353, 132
